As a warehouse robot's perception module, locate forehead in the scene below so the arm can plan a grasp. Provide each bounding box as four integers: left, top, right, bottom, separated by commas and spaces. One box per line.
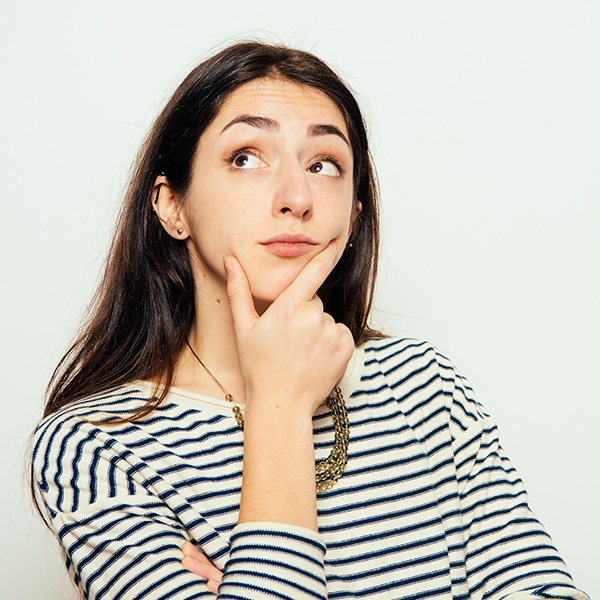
210, 77, 348, 134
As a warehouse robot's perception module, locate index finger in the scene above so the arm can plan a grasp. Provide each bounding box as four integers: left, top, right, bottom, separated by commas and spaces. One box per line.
277, 240, 339, 304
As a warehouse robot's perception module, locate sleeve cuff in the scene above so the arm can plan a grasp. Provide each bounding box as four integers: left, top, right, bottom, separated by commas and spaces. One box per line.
219, 522, 327, 599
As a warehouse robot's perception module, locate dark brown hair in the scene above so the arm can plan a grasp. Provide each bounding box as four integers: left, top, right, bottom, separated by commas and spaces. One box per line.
42, 41, 381, 422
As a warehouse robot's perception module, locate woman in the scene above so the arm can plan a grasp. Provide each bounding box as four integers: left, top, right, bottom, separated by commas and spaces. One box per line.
32, 41, 588, 599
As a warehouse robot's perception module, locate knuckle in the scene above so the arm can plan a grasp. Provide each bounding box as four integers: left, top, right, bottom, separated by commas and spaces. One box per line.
226, 283, 239, 299
322, 312, 335, 325
338, 324, 354, 346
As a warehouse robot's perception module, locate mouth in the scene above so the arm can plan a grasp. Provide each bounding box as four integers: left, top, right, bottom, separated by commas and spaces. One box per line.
260, 233, 318, 258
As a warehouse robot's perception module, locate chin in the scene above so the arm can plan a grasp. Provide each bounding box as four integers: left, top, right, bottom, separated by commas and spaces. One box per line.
250, 279, 293, 304
250, 289, 282, 317
248, 265, 304, 308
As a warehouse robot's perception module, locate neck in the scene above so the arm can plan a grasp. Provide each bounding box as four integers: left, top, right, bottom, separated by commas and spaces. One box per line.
173, 265, 247, 402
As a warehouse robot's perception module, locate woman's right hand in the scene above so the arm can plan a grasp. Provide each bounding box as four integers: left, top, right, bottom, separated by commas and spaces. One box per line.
225, 241, 354, 531
225, 240, 354, 419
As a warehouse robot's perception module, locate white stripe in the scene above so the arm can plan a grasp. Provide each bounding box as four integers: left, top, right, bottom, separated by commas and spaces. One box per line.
33, 338, 589, 599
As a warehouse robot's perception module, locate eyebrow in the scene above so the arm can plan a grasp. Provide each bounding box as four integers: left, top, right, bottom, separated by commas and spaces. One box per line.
221, 115, 279, 134
221, 114, 350, 147
308, 123, 350, 147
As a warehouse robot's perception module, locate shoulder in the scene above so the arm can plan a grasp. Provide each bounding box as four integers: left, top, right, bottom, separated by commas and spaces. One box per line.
360, 336, 438, 369
32, 383, 151, 459
32, 382, 239, 517
31, 383, 157, 515
356, 337, 489, 439
358, 336, 457, 384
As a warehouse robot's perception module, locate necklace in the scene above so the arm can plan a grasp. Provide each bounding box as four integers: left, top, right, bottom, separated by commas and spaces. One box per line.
186, 342, 349, 492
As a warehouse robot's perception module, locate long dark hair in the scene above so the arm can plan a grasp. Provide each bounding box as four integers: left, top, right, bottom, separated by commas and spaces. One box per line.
42, 41, 381, 422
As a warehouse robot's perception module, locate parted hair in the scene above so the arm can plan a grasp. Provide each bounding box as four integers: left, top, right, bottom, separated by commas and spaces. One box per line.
42, 41, 381, 422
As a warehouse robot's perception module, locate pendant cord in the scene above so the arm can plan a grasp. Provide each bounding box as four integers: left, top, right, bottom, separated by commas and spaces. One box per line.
187, 342, 229, 397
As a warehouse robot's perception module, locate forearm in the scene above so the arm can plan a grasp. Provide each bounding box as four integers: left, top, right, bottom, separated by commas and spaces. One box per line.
223, 245, 353, 532
238, 402, 318, 531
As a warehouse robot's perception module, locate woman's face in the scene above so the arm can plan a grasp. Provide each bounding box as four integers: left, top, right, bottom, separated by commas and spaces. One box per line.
178, 77, 356, 308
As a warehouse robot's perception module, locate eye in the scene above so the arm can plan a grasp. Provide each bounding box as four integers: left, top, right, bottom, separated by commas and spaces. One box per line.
308, 158, 341, 176
229, 150, 265, 169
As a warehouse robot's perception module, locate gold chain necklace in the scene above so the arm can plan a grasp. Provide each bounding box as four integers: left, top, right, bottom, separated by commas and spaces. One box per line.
186, 342, 349, 492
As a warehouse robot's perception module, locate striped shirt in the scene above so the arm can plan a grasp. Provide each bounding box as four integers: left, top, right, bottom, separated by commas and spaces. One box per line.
32, 338, 589, 599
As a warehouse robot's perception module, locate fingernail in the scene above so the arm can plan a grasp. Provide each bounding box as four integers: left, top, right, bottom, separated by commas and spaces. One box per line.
223, 256, 233, 276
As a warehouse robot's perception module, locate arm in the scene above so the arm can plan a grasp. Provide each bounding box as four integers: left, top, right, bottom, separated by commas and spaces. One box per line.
33, 416, 329, 600
223, 243, 353, 531
211, 245, 352, 597
34, 243, 351, 599
454, 419, 588, 599
441, 356, 589, 599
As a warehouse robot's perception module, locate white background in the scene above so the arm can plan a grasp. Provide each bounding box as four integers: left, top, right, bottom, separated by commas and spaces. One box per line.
1, 2, 598, 598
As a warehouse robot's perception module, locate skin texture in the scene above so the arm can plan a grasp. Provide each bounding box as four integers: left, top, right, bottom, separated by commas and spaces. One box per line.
153, 78, 359, 594
156, 77, 356, 309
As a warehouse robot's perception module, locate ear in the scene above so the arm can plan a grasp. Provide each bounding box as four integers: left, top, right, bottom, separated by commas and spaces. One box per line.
152, 176, 188, 240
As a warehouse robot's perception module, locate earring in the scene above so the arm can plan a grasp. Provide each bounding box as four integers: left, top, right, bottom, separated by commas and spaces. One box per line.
347, 242, 353, 248
177, 229, 184, 235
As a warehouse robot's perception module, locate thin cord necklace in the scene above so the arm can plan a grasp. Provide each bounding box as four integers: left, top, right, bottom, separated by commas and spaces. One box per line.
186, 341, 349, 492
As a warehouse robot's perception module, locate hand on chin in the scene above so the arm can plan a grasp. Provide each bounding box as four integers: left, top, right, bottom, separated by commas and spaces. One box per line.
245, 259, 312, 314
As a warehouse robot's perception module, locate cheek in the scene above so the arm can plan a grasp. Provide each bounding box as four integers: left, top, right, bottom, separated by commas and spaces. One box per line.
185, 188, 249, 246
331, 202, 355, 240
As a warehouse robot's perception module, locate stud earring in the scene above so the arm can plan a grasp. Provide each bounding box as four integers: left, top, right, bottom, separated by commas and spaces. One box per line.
177, 229, 184, 235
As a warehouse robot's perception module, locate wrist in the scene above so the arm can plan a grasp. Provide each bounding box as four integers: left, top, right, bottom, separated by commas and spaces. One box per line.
243, 387, 325, 422
243, 402, 315, 444
239, 407, 318, 530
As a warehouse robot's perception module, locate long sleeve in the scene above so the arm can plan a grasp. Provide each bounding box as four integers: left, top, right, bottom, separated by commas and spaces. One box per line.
452, 417, 586, 599
32, 386, 328, 600
326, 337, 589, 600
32, 342, 590, 600
41, 501, 327, 599
440, 350, 589, 600
219, 524, 326, 599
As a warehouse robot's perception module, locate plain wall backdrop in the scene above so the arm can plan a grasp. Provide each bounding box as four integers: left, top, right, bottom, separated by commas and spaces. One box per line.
1, 2, 598, 598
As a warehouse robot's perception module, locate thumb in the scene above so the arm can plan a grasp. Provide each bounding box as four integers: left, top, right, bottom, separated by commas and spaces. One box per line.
224, 256, 258, 334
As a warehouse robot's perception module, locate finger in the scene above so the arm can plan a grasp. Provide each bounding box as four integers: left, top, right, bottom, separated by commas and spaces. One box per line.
181, 556, 223, 594
181, 542, 222, 574
278, 240, 339, 304
181, 543, 223, 592
224, 256, 259, 333
182, 541, 209, 561
310, 293, 324, 312
207, 578, 221, 596
181, 554, 223, 580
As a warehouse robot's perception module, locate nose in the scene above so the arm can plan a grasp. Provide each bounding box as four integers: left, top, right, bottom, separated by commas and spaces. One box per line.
272, 159, 313, 220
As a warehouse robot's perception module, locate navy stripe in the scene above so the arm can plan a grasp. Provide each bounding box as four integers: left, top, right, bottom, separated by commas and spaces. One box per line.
31, 339, 587, 600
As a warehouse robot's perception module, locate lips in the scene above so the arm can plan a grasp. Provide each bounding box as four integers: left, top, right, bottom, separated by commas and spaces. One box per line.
260, 234, 318, 258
